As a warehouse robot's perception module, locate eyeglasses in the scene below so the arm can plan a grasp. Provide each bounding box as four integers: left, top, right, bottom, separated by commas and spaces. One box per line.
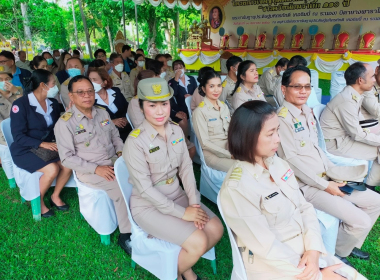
286, 85, 313, 91
72, 90, 95, 97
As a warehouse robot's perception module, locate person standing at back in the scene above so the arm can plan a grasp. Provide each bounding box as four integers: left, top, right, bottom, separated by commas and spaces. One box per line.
109, 53, 133, 102
121, 45, 136, 75
218, 56, 242, 110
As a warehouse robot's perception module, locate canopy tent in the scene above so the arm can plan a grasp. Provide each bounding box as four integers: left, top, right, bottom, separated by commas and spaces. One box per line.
131, 0, 202, 10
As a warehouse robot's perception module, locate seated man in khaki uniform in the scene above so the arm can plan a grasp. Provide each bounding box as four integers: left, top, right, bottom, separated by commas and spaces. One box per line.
361, 60, 380, 120
59, 57, 85, 109
54, 75, 132, 255
277, 66, 380, 267
109, 53, 133, 102
321, 62, 380, 192
258, 57, 288, 97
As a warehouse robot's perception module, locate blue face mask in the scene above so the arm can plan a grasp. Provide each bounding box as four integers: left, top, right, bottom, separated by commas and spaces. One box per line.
0, 81, 4, 91
67, 68, 81, 78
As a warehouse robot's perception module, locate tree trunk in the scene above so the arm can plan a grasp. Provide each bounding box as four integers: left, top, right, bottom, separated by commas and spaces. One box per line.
77, 0, 93, 59
106, 25, 114, 53
164, 27, 171, 52
20, 2, 35, 56
71, 0, 80, 49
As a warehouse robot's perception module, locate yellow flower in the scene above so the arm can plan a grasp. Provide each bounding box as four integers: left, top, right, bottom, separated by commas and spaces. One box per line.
311, 53, 318, 61
342, 51, 352, 61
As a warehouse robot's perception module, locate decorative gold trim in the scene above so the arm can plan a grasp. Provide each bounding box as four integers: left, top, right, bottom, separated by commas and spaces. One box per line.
291, 32, 304, 49
311, 32, 326, 49
254, 33, 266, 49
359, 31, 376, 50
145, 93, 171, 100
220, 34, 230, 48
274, 33, 286, 49
335, 31, 350, 49
207, 4, 226, 34
238, 33, 249, 48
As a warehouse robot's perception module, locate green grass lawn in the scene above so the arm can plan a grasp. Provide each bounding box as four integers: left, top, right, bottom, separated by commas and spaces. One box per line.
0, 164, 379, 279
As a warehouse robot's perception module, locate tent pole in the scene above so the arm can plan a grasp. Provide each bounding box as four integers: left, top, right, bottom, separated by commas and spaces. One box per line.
122, 0, 126, 39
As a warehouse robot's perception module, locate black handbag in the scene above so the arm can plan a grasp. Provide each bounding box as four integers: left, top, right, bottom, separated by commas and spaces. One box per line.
30, 147, 59, 162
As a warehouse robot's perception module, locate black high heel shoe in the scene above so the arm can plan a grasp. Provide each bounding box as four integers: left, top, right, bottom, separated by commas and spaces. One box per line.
50, 197, 70, 211
41, 209, 55, 218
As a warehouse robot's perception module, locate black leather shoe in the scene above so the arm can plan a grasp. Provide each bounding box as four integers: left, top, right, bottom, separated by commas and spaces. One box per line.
41, 209, 55, 218
181, 274, 201, 280
50, 197, 70, 211
335, 255, 355, 268
365, 184, 380, 194
350, 247, 370, 260
118, 234, 132, 255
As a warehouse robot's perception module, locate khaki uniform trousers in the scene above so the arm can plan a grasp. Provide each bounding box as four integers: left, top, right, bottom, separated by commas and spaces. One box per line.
302, 183, 380, 257
87, 178, 131, 234
326, 139, 380, 186
203, 150, 236, 173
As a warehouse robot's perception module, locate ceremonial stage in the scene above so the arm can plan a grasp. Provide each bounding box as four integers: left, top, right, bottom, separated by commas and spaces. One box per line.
180, 49, 380, 80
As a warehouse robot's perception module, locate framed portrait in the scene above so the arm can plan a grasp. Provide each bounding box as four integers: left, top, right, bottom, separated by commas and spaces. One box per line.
207, 4, 225, 33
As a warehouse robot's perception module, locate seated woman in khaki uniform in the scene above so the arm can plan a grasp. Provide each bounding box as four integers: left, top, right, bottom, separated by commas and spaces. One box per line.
220, 100, 367, 280
124, 78, 223, 280
192, 70, 235, 172
231, 60, 266, 111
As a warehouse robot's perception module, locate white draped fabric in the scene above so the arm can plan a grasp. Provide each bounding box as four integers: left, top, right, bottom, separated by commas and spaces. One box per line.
132, 0, 202, 10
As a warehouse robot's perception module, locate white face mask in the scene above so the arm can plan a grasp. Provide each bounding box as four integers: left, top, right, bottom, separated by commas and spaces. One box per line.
54, 56, 60, 60
115, 63, 124, 72
235, 71, 238, 76
45, 85, 59, 98
279, 70, 285, 76
138, 61, 145, 68
160, 72, 167, 79
167, 60, 173, 67
92, 82, 103, 93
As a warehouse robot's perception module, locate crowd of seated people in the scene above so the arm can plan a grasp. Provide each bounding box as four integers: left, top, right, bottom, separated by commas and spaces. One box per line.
2, 45, 380, 280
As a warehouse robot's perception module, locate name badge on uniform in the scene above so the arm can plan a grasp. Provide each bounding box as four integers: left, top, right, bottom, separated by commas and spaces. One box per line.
265, 192, 279, 200
149, 146, 160, 153
101, 119, 110, 126
294, 122, 304, 133
281, 169, 294, 181
171, 138, 183, 146
209, 118, 217, 121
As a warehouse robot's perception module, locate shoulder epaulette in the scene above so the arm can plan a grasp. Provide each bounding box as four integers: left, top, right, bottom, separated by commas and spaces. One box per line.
133, 95, 138, 99
169, 120, 179, 126
62, 78, 71, 86
95, 105, 106, 110
236, 86, 241, 93
198, 101, 205, 108
229, 167, 242, 182
60, 112, 73, 121
222, 80, 227, 88
129, 129, 141, 138
269, 69, 274, 74
278, 107, 288, 118
220, 101, 225, 104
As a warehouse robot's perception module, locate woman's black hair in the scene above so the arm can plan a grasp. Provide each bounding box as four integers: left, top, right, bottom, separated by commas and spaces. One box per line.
24, 69, 53, 93
228, 100, 276, 164
29, 56, 47, 70
198, 69, 220, 97
88, 59, 105, 68
231, 60, 256, 96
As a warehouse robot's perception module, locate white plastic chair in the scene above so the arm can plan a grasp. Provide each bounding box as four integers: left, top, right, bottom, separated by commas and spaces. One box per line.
310, 69, 322, 102
185, 96, 201, 165
0, 142, 16, 188
194, 136, 227, 203
330, 71, 346, 100
217, 194, 248, 280
114, 157, 217, 280
191, 75, 200, 86
126, 112, 134, 129
72, 171, 118, 245
313, 104, 368, 167
1, 118, 77, 221
306, 88, 321, 109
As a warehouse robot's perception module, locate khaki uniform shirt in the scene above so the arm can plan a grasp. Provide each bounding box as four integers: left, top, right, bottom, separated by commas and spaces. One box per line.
60, 77, 71, 109
129, 68, 142, 88
127, 96, 144, 128
258, 66, 280, 96
273, 77, 285, 107
361, 83, 380, 120
110, 70, 133, 102
277, 101, 334, 190
0, 95, 12, 145
231, 84, 266, 110
190, 88, 204, 111
165, 68, 175, 82
124, 120, 200, 218
220, 157, 325, 279
54, 105, 123, 184
192, 97, 231, 159
321, 85, 380, 147
219, 75, 236, 105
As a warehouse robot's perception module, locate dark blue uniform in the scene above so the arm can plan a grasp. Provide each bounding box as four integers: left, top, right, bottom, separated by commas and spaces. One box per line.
94, 87, 131, 142
56, 70, 70, 84
10, 94, 61, 173
168, 75, 197, 122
